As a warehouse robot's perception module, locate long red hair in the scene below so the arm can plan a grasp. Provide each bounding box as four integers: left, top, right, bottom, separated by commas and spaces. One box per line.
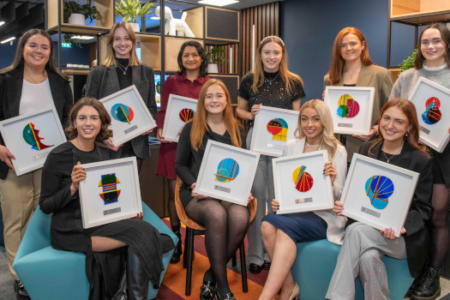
327, 27, 373, 84
190, 79, 242, 151
369, 98, 427, 155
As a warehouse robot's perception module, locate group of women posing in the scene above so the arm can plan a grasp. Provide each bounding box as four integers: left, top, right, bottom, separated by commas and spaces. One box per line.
0, 19, 448, 300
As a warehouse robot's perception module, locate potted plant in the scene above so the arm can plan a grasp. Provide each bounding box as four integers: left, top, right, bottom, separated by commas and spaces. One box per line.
64, 0, 98, 25
399, 48, 417, 72
115, 0, 155, 32
207, 46, 225, 73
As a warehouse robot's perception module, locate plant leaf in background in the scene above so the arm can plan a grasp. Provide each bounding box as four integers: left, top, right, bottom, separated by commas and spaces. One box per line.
115, 0, 155, 23
400, 48, 417, 72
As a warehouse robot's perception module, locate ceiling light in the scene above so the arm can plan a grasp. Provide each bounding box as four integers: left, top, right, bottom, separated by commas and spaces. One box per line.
70, 35, 95, 41
198, 0, 239, 6
0, 37, 16, 44
0, 21, 5, 27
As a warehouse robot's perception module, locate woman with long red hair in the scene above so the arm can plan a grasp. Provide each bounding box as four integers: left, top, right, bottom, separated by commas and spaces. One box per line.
327, 98, 432, 299
176, 79, 252, 300
324, 27, 392, 160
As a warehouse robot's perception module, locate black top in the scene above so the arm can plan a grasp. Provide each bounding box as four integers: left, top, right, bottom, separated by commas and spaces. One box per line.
40, 142, 173, 293
359, 141, 432, 277
115, 58, 132, 89
175, 122, 245, 207
0, 67, 73, 179
238, 71, 305, 110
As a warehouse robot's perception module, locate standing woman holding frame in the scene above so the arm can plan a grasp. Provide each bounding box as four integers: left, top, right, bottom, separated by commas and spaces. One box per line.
326, 99, 432, 300
0, 28, 73, 297
236, 35, 305, 273
176, 79, 252, 300
324, 27, 393, 160
85, 22, 156, 171
390, 23, 450, 299
156, 40, 209, 264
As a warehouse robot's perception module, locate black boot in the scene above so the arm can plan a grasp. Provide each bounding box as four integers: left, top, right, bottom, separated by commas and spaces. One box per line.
126, 247, 149, 300
200, 269, 216, 300
170, 227, 182, 264
215, 287, 235, 300
411, 267, 441, 300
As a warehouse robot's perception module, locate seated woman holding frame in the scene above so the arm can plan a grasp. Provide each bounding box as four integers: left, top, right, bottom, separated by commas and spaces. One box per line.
259, 99, 347, 300
40, 97, 174, 299
175, 79, 253, 300
326, 98, 433, 300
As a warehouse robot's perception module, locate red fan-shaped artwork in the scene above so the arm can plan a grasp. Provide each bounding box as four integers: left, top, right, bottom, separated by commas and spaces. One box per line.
292, 166, 313, 192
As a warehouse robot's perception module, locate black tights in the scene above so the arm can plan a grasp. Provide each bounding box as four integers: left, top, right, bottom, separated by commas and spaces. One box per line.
431, 184, 450, 268
167, 179, 180, 229
185, 198, 249, 290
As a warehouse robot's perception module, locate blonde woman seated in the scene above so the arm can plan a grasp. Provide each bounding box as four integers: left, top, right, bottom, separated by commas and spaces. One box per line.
259, 100, 347, 300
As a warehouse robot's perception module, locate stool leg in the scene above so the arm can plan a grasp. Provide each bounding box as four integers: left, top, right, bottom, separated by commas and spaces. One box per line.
232, 252, 237, 267
239, 243, 248, 293
183, 230, 189, 269
185, 228, 194, 296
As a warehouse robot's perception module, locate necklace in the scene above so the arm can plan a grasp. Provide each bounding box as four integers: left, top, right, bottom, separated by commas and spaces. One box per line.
264, 72, 279, 86
117, 63, 129, 75
382, 151, 396, 163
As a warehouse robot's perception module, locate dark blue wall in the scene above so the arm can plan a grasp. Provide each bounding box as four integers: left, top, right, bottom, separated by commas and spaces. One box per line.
281, 0, 412, 102
0, 40, 18, 69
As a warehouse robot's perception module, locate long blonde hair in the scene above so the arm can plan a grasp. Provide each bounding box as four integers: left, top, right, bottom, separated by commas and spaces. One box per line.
102, 22, 139, 67
251, 36, 303, 95
294, 99, 340, 159
190, 79, 242, 151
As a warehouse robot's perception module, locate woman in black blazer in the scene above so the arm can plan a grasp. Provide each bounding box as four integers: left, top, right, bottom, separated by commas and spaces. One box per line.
327, 98, 432, 300
85, 22, 156, 171
0, 28, 73, 297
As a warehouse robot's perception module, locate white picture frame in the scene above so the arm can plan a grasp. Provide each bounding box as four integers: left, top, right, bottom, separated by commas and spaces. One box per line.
193, 140, 260, 206
79, 157, 143, 229
408, 77, 450, 152
250, 106, 299, 157
324, 86, 375, 135
162, 94, 197, 142
341, 154, 419, 237
0, 107, 66, 176
273, 150, 334, 214
100, 85, 156, 147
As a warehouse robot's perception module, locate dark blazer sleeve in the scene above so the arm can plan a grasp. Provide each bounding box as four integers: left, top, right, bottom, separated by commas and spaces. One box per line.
61, 78, 73, 127
85, 67, 104, 99
144, 66, 157, 120
175, 123, 196, 186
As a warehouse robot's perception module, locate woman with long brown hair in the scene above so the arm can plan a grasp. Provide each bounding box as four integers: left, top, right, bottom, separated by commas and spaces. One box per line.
324, 27, 392, 160
390, 23, 450, 299
176, 79, 252, 300
0, 28, 73, 297
327, 98, 432, 300
236, 36, 305, 273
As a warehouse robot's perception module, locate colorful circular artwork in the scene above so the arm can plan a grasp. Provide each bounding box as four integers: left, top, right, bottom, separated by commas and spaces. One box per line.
337, 94, 360, 118
266, 118, 288, 141
111, 103, 135, 123
179, 108, 194, 122
215, 158, 240, 183
365, 175, 394, 210
422, 97, 441, 125
292, 166, 313, 192
23, 122, 52, 151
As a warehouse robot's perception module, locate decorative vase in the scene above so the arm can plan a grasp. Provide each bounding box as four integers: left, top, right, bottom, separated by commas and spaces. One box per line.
68, 13, 86, 25
207, 64, 219, 74
129, 22, 140, 32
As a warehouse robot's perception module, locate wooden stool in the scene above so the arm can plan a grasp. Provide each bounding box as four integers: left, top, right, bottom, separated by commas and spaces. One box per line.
174, 177, 257, 296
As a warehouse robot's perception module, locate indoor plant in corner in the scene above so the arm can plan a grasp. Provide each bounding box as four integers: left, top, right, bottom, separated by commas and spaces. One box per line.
207, 46, 225, 74
115, 0, 155, 32
64, 0, 98, 25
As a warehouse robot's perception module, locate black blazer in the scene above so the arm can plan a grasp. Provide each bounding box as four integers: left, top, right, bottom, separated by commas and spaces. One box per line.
0, 67, 73, 179
359, 141, 433, 277
84, 64, 156, 160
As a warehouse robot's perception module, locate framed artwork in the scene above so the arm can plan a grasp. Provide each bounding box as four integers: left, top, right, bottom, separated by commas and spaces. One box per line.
162, 94, 197, 142
79, 157, 143, 229
194, 140, 260, 206
341, 154, 419, 237
100, 85, 156, 147
324, 86, 375, 135
154, 73, 169, 109
250, 106, 300, 157
409, 77, 450, 152
273, 150, 334, 214
0, 107, 66, 176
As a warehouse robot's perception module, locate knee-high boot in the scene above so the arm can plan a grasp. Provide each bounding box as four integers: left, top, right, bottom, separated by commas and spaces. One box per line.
127, 247, 149, 300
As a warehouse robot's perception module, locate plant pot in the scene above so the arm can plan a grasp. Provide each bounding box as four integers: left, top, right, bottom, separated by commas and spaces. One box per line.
129, 23, 140, 32
207, 64, 218, 74
68, 13, 86, 25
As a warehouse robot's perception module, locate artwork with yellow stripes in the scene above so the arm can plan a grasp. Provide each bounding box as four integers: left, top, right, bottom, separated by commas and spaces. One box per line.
266, 118, 288, 141
22, 122, 53, 151
111, 103, 135, 124
215, 158, 240, 183
337, 94, 359, 118
292, 165, 313, 192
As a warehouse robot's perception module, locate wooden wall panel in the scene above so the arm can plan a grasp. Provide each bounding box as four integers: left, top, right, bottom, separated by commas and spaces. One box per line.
240, 2, 280, 75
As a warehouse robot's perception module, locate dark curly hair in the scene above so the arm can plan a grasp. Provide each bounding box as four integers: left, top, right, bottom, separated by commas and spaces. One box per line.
65, 97, 112, 142
177, 40, 208, 77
